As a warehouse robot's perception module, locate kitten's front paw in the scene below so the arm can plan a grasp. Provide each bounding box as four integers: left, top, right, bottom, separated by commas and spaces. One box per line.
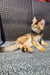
28, 48, 34, 53
44, 43, 48, 46
39, 48, 46, 52
22, 47, 27, 52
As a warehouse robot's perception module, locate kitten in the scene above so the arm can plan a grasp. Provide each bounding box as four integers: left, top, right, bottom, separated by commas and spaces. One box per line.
0, 17, 48, 53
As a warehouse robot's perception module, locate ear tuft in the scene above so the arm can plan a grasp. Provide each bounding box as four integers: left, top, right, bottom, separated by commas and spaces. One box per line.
41, 19, 45, 26
32, 17, 37, 22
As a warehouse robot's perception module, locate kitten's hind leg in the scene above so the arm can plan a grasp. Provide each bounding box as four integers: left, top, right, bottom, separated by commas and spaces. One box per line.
21, 44, 34, 53
33, 41, 45, 52
41, 39, 48, 46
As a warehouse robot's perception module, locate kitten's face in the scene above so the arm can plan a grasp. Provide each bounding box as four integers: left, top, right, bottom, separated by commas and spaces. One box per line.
31, 17, 45, 34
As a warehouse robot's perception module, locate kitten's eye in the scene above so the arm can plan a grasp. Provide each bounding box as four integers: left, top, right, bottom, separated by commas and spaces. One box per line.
37, 25, 40, 29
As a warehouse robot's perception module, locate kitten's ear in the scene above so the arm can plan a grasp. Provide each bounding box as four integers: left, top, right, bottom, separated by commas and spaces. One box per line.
40, 19, 45, 26
32, 17, 37, 22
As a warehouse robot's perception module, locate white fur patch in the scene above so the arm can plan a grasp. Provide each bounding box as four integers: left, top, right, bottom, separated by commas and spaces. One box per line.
36, 35, 42, 42
32, 28, 40, 34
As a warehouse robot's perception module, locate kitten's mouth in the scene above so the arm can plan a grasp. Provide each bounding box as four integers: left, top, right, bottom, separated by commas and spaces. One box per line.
32, 28, 40, 34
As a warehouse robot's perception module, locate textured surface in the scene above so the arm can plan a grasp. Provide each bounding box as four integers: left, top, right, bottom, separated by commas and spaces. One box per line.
0, 0, 32, 40
0, 0, 50, 41
0, 41, 50, 75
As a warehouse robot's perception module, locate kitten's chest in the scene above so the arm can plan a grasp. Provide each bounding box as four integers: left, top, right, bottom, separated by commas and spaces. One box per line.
36, 35, 43, 42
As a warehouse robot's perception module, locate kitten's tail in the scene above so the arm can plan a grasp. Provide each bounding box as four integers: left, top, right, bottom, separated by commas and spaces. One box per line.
0, 42, 20, 52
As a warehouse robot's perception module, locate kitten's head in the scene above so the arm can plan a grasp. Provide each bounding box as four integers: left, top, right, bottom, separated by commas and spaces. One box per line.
31, 17, 45, 34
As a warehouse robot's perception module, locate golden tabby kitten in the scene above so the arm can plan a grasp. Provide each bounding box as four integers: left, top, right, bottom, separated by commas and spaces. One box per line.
0, 17, 48, 52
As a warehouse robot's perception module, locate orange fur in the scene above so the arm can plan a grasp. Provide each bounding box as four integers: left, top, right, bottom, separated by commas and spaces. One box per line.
0, 17, 48, 53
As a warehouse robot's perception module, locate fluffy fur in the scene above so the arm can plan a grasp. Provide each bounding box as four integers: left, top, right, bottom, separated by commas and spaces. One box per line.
0, 17, 48, 53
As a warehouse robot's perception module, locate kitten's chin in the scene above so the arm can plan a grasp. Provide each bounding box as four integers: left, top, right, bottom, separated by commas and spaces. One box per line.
32, 28, 40, 34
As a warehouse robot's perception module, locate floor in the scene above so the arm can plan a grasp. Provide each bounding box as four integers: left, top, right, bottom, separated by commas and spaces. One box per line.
0, 41, 50, 75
